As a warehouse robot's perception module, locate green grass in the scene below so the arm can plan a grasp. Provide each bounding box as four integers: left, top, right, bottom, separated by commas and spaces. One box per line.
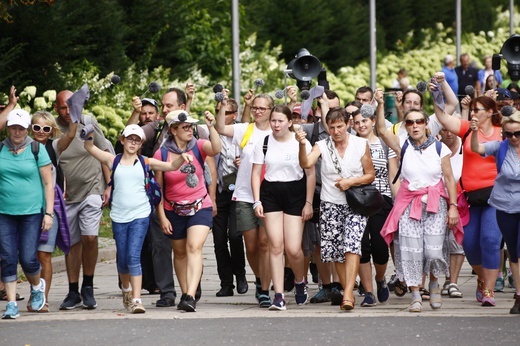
51, 208, 113, 257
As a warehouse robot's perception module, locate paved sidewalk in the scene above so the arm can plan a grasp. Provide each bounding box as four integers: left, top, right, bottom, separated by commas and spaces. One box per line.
4, 235, 519, 321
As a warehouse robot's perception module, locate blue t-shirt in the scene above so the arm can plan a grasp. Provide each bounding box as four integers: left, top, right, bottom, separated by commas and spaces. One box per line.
0, 142, 51, 215
442, 66, 458, 96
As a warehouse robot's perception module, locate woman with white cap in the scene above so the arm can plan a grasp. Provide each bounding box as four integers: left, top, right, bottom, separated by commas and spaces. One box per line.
155, 110, 221, 312
0, 109, 54, 319
84, 124, 191, 314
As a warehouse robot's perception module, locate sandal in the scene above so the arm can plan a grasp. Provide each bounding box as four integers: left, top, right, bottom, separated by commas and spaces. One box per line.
340, 299, 355, 311
394, 279, 407, 297
448, 283, 463, 298
429, 288, 442, 310
0, 289, 25, 301
419, 288, 430, 301
408, 299, 422, 312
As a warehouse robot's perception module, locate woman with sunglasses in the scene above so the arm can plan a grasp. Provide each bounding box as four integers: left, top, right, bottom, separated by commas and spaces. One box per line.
27, 111, 77, 312
155, 110, 221, 312
0, 109, 54, 319
435, 95, 503, 307
470, 110, 520, 314
379, 106, 460, 313
351, 97, 399, 307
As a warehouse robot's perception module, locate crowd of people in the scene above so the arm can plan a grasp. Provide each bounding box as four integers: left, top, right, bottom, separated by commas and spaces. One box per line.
1, 52, 519, 319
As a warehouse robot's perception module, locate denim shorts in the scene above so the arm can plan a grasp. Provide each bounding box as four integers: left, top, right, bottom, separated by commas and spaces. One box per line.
164, 207, 213, 240
38, 215, 59, 253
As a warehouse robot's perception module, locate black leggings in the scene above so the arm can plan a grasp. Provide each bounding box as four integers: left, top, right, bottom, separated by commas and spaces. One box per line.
360, 195, 393, 264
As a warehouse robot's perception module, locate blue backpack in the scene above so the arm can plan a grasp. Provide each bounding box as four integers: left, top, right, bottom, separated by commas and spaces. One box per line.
496, 139, 509, 174
108, 154, 162, 211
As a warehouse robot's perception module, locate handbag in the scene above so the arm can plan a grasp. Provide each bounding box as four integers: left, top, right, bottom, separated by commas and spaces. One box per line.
326, 138, 384, 217
222, 172, 237, 192
465, 186, 493, 207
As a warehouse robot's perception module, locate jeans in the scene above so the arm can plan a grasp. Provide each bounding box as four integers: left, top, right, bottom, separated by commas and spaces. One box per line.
212, 189, 246, 288
0, 213, 42, 283
112, 217, 149, 277
462, 205, 502, 269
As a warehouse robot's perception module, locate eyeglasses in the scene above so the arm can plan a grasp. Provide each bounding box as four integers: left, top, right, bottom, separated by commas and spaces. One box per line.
181, 124, 194, 131
504, 131, 520, 138
251, 106, 268, 114
346, 110, 360, 118
32, 124, 52, 133
126, 137, 142, 144
471, 108, 486, 113
404, 118, 426, 126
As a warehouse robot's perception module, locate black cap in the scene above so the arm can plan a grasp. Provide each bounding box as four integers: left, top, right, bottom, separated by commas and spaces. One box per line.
141, 98, 159, 110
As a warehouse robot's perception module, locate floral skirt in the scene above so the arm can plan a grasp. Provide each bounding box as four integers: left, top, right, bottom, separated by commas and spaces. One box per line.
319, 201, 367, 263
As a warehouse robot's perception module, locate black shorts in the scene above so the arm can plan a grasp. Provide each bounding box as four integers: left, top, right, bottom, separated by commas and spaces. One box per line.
260, 178, 306, 216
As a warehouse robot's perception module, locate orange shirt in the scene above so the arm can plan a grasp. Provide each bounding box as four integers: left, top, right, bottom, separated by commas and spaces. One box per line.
457, 120, 501, 192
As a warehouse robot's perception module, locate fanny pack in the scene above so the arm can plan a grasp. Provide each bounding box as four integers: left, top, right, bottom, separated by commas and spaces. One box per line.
171, 196, 205, 216
222, 172, 237, 192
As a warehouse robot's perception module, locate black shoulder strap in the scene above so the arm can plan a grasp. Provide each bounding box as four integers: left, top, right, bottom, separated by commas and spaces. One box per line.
310, 122, 320, 145
108, 153, 124, 207
263, 135, 269, 156
459, 128, 471, 154
392, 140, 409, 185
31, 141, 39, 161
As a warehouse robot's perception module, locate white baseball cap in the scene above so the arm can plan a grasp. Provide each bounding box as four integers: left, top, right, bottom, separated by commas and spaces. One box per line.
165, 110, 199, 126
7, 109, 31, 129
122, 124, 145, 140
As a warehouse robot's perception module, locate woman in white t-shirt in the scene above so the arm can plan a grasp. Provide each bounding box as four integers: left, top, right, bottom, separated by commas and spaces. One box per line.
380, 109, 460, 313
298, 107, 375, 311
251, 105, 315, 311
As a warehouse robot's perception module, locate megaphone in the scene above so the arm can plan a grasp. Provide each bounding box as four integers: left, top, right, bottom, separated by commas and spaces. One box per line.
289, 48, 322, 82
498, 34, 520, 81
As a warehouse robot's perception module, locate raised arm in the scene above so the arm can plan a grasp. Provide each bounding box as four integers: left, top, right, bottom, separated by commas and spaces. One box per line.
374, 88, 401, 155
433, 99, 462, 135
126, 96, 142, 125
56, 121, 78, 155
241, 89, 254, 123
469, 116, 485, 155
185, 82, 194, 114
296, 128, 321, 168
434, 72, 459, 115
215, 98, 235, 138
201, 111, 222, 156
83, 133, 115, 168
0, 86, 18, 131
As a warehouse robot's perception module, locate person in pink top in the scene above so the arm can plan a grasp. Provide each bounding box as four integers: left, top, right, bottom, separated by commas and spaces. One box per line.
379, 108, 460, 313
154, 110, 222, 312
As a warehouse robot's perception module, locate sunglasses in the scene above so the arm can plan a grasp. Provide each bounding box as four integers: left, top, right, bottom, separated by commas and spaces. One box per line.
215, 108, 237, 115
32, 124, 52, 133
404, 118, 426, 126
181, 124, 194, 131
504, 131, 520, 139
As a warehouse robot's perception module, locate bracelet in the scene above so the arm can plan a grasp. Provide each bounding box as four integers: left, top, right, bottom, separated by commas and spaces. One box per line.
44, 212, 54, 218
449, 203, 457, 208
253, 201, 262, 210
305, 201, 312, 206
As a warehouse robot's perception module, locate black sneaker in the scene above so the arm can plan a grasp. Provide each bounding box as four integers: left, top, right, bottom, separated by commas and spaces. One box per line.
236, 276, 248, 294
177, 294, 196, 312
176, 293, 187, 310
330, 287, 343, 306
59, 291, 82, 310
358, 282, 366, 296
310, 263, 319, 284
156, 296, 176, 307
195, 281, 202, 302
80, 286, 97, 310
294, 282, 308, 305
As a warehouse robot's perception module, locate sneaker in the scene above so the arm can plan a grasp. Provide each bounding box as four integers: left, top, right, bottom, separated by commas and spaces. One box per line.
255, 282, 261, 302
156, 296, 176, 307
408, 299, 422, 313
376, 278, 390, 303
81, 286, 97, 310
2, 302, 19, 319
177, 294, 196, 312
441, 281, 450, 296
510, 294, 520, 314
476, 279, 484, 303
122, 290, 132, 310
258, 293, 271, 308
388, 274, 397, 292
269, 293, 286, 311
130, 301, 146, 314
360, 292, 376, 307
508, 274, 515, 289
448, 283, 463, 298
294, 282, 308, 305
358, 282, 365, 296
29, 278, 46, 312
284, 268, 295, 292
330, 287, 343, 306
481, 289, 495, 307
176, 294, 187, 310
59, 291, 82, 310
494, 277, 505, 292
310, 288, 331, 304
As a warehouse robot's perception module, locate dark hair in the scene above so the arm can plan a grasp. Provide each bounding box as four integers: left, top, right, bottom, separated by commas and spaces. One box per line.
507, 83, 520, 93
270, 105, 294, 131
325, 106, 350, 125
356, 86, 373, 98
471, 96, 501, 126
164, 87, 187, 106
317, 89, 340, 110
345, 100, 362, 109
402, 89, 424, 108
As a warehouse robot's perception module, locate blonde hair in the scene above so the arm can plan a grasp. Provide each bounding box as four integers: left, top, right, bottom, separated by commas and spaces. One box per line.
31, 111, 62, 139
501, 110, 520, 126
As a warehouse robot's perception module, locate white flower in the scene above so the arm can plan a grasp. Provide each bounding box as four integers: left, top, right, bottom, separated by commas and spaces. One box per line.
487, 31, 495, 38
24, 86, 37, 99
43, 90, 56, 103
33, 97, 48, 111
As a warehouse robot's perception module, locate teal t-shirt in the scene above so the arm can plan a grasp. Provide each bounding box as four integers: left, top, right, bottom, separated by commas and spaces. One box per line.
0, 143, 52, 215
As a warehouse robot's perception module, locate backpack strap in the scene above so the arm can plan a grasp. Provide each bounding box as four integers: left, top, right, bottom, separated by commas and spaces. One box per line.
240, 123, 255, 149
262, 135, 269, 157
391, 122, 401, 135
108, 153, 123, 207
497, 139, 509, 174
31, 141, 39, 161
392, 139, 442, 184
459, 128, 472, 154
